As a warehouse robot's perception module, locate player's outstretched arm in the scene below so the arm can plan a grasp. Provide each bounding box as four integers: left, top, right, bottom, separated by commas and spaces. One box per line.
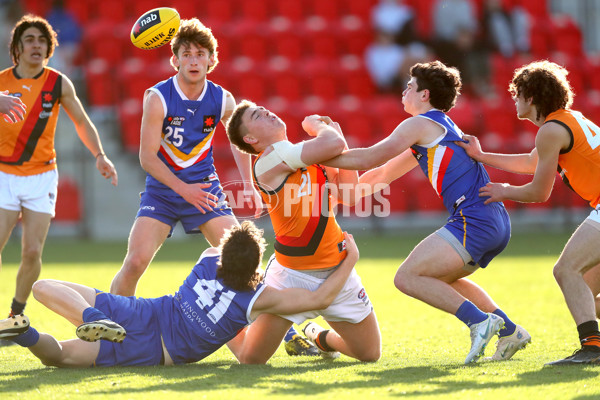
456, 134, 538, 174
323, 116, 424, 171
479, 124, 565, 204
61, 75, 118, 186
252, 232, 359, 317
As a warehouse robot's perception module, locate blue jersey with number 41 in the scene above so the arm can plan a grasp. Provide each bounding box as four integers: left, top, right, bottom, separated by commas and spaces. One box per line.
150, 250, 265, 364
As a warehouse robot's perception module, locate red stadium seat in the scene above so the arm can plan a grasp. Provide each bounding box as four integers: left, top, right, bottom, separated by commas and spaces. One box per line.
405, 0, 436, 38
205, 0, 235, 23
336, 16, 372, 55
84, 20, 126, 65
131, 0, 163, 20
97, 0, 129, 24
117, 58, 156, 101
551, 15, 584, 57
480, 96, 516, 140
231, 23, 269, 61
272, 0, 306, 22
22, 0, 51, 16
55, 175, 82, 223
85, 58, 116, 106
271, 29, 304, 62
385, 180, 411, 212
235, 70, 269, 102
307, 0, 345, 20
447, 94, 480, 135
339, 57, 377, 98
405, 169, 446, 212
118, 98, 143, 152
271, 70, 304, 102
239, 0, 271, 22
64, 0, 93, 24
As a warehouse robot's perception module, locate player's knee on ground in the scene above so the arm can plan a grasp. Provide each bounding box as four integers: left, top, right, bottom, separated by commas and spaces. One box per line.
355, 346, 382, 362
237, 350, 269, 365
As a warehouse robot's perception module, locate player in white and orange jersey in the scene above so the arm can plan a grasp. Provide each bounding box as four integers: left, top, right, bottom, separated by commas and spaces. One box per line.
459, 60, 600, 365
226, 100, 381, 363
0, 15, 117, 344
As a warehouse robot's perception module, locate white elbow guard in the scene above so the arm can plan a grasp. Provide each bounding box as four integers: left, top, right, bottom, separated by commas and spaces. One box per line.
272, 140, 307, 170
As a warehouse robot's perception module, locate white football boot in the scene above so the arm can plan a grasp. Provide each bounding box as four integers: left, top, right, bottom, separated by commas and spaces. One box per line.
465, 313, 504, 364
303, 322, 340, 359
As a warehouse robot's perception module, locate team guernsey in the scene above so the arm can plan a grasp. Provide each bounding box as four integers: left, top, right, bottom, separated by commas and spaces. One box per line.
545, 109, 600, 208
146, 76, 226, 192
253, 161, 346, 270
412, 109, 511, 268
411, 109, 492, 212
95, 250, 265, 366
0, 67, 62, 176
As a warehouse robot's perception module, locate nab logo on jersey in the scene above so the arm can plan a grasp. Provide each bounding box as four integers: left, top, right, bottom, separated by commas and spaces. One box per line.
167, 115, 185, 127
203, 115, 216, 133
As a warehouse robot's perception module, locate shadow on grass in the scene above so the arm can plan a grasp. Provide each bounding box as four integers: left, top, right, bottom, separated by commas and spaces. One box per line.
1, 360, 598, 396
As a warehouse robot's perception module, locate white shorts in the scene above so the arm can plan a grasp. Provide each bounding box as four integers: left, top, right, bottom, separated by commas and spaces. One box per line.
585, 205, 600, 231
0, 169, 58, 216
263, 254, 373, 325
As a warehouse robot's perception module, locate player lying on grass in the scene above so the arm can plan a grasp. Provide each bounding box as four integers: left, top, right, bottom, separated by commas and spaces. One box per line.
0, 222, 358, 367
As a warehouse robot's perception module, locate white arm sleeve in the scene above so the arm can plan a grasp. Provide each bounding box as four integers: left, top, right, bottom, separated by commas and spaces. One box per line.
254, 140, 307, 176
272, 140, 307, 169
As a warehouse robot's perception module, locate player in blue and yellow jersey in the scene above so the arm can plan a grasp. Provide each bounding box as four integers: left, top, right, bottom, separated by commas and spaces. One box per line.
108, 18, 316, 357
327, 61, 529, 364
459, 60, 600, 365
0, 222, 359, 367
0, 15, 117, 341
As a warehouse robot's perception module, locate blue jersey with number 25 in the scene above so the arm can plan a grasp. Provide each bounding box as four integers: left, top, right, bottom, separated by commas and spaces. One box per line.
151, 249, 265, 364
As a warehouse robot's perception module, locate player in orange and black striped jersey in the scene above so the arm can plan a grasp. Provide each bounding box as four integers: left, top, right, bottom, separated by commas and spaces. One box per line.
459, 60, 600, 365
0, 15, 117, 341
226, 100, 381, 363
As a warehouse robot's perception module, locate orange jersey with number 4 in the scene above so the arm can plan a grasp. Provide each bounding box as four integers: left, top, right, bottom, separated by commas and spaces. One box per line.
253, 162, 346, 270
0, 67, 62, 176
546, 109, 600, 208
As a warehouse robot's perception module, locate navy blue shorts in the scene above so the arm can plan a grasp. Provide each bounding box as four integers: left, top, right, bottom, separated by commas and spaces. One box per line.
93, 291, 163, 367
441, 202, 511, 269
137, 179, 233, 236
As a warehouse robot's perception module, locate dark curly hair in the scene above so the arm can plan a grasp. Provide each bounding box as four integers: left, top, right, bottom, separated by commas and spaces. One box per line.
509, 60, 573, 120
10, 14, 58, 66
171, 18, 219, 73
217, 221, 266, 291
226, 100, 259, 155
409, 61, 462, 112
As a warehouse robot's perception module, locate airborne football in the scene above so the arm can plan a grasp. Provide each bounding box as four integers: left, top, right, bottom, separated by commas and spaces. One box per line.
130, 7, 180, 50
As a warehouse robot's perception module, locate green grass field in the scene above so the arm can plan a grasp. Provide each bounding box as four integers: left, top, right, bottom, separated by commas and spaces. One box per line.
0, 231, 599, 399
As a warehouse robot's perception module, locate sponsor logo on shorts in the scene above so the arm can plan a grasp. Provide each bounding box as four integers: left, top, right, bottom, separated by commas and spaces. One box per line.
358, 288, 370, 306
141, 205, 155, 211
